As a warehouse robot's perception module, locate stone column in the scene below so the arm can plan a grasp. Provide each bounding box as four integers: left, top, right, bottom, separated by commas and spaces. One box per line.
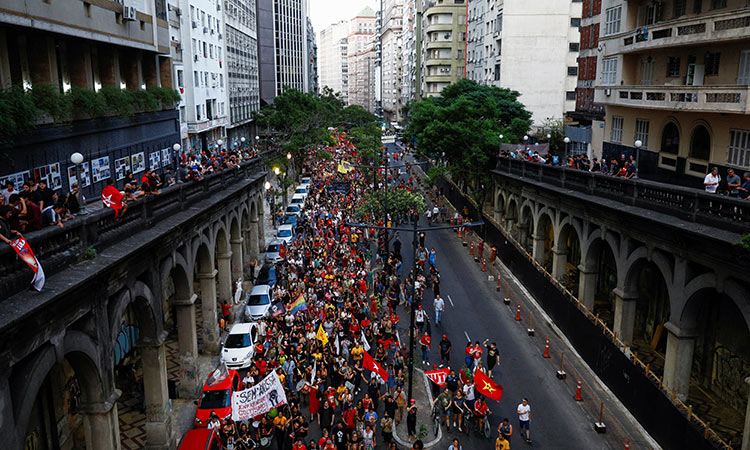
217, 252, 233, 304
173, 294, 199, 398
577, 264, 597, 310
79, 391, 121, 450
231, 238, 244, 281
519, 222, 530, 250
663, 322, 696, 401
551, 250, 567, 279
141, 338, 172, 450
613, 288, 638, 345
0, 370, 21, 450
531, 234, 546, 263
742, 377, 750, 450
197, 269, 219, 352
249, 219, 260, 260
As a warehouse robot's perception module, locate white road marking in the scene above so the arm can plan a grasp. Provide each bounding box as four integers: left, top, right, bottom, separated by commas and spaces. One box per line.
464, 331, 471, 341
447, 295, 454, 307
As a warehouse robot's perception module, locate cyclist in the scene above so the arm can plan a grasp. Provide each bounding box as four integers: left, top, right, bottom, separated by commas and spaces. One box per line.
431, 388, 453, 431
473, 396, 490, 435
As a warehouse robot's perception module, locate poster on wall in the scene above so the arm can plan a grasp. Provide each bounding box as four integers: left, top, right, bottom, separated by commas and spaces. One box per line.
33, 163, 62, 190
114, 157, 131, 181
131, 152, 146, 173
0, 171, 30, 191
161, 148, 171, 168
67, 162, 91, 187
91, 156, 111, 183
149, 152, 161, 171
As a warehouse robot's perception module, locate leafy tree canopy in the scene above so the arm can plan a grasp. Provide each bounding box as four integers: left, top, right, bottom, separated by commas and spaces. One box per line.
354, 188, 425, 222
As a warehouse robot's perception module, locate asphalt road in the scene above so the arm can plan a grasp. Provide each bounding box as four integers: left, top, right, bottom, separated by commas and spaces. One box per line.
388, 145, 653, 449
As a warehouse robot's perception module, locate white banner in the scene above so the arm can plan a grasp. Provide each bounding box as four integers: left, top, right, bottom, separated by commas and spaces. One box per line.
231, 371, 287, 421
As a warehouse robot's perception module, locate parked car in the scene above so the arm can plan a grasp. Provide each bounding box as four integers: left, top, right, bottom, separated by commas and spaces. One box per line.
177, 428, 221, 450
254, 263, 278, 288
221, 323, 261, 370
285, 204, 301, 217
300, 176, 311, 185
294, 186, 308, 197
244, 285, 273, 321
280, 214, 298, 226
264, 239, 285, 264
276, 224, 295, 245
193, 367, 241, 428
290, 194, 305, 209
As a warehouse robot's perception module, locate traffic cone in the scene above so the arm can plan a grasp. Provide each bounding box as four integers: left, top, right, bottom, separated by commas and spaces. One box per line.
458, 227, 462, 238
575, 378, 583, 401
470, 242, 474, 255
515, 303, 521, 321
543, 337, 550, 358
482, 258, 486, 272
496, 278, 501, 292
478, 241, 484, 256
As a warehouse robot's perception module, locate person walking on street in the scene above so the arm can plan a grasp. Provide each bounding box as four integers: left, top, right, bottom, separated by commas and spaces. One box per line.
433, 294, 444, 326
415, 305, 428, 334
407, 399, 419, 442
498, 417, 513, 441
439, 334, 452, 367
428, 248, 436, 268
517, 398, 531, 443
448, 438, 463, 450
419, 332, 431, 365
484, 339, 500, 378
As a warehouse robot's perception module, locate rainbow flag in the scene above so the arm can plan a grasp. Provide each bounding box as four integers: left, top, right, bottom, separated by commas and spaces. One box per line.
290, 294, 308, 314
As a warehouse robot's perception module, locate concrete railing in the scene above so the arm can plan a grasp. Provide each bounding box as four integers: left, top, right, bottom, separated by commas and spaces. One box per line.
494, 158, 750, 234
596, 85, 750, 114
0, 154, 269, 302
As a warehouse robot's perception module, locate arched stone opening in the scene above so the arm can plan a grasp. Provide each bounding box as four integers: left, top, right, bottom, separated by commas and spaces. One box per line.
689, 124, 712, 161
580, 236, 618, 328
518, 204, 534, 252
163, 260, 199, 399
494, 190, 506, 223
506, 198, 520, 241
194, 242, 219, 353
553, 221, 581, 285
532, 212, 554, 273
660, 121, 680, 155
214, 226, 232, 308
230, 216, 244, 283
248, 201, 260, 271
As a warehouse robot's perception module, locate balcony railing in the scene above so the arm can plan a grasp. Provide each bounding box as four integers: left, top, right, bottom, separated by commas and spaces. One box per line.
595, 85, 750, 114
0, 154, 269, 303
603, 9, 750, 54
494, 158, 750, 234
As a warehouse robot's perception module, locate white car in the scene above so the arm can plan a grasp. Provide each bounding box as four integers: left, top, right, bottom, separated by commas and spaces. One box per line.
276, 224, 295, 245
264, 239, 285, 264
294, 186, 309, 198
244, 285, 273, 321
300, 176, 311, 184
290, 194, 305, 210
285, 204, 302, 217
221, 323, 261, 370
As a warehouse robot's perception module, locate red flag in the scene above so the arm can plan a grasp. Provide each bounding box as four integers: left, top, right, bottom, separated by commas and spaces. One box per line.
9, 237, 45, 291
474, 370, 504, 402
101, 185, 125, 218
363, 351, 389, 381
279, 242, 287, 258
425, 368, 449, 388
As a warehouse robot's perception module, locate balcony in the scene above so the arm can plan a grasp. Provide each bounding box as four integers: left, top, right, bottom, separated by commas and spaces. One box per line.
595, 85, 750, 114
602, 9, 750, 55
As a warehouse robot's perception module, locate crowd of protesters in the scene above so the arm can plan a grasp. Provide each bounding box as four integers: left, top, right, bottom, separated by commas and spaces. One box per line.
0, 145, 261, 244
197, 134, 506, 450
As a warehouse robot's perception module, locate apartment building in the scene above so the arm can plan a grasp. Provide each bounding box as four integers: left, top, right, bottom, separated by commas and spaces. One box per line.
307, 17, 319, 94
348, 7, 378, 112
319, 21, 350, 100
422, 0, 467, 97
465, 0, 581, 123
0, 0, 179, 201
401, 0, 419, 104
224, 0, 260, 148
181, 0, 228, 153
382, 0, 405, 122
594, 0, 750, 185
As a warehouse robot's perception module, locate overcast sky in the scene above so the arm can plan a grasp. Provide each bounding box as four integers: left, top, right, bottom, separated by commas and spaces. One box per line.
309, 0, 379, 35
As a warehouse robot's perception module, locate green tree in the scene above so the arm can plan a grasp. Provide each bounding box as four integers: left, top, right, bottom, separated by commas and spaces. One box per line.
404, 79, 532, 210
354, 188, 425, 222
533, 118, 566, 156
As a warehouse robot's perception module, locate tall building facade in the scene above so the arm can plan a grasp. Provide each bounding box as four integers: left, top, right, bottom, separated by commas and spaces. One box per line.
594, 0, 750, 186
224, 0, 261, 147
256, 0, 313, 106
465, 0, 581, 123
422, 0, 467, 97
180, 0, 228, 153
382, 0, 405, 122
307, 17, 319, 94
401, 0, 419, 106
318, 21, 350, 101
348, 7, 378, 112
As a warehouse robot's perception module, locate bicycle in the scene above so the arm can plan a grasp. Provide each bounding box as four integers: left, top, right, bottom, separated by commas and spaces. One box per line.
464, 410, 492, 439
431, 404, 441, 436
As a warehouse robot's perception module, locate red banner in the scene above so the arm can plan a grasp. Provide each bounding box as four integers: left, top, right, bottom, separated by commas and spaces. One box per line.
425, 368, 449, 388
10, 237, 45, 291
101, 185, 125, 218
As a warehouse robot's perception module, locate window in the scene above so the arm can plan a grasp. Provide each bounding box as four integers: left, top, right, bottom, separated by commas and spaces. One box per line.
738, 50, 750, 85
673, 0, 687, 17
566, 91, 577, 101
611, 116, 624, 143
690, 126, 711, 160
456, 49, 464, 59
604, 6, 622, 35
667, 57, 681, 78
177, 70, 184, 88
196, 105, 201, 120
711, 0, 726, 9
571, 18, 581, 27
661, 122, 680, 154
568, 66, 578, 76
180, 106, 186, 123
194, 71, 199, 87
635, 119, 650, 148
601, 57, 617, 85
705, 52, 720, 76
728, 129, 750, 168
693, 0, 702, 13
569, 42, 580, 52
640, 58, 654, 85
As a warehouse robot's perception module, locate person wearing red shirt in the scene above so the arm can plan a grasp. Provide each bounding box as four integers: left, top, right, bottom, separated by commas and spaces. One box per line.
419, 332, 431, 366
472, 341, 483, 368
473, 396, 490, 434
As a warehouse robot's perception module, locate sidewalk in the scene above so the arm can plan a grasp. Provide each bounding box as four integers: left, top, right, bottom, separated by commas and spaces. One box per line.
392, 366, 444, 448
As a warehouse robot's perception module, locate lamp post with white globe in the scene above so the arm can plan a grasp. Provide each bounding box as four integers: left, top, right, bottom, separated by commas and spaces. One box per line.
498, 134, 504, 155
255, 135, 260, 152
523, 135, 529, 152
563, 137, 571, 164
634, 140, 643, 178
70, 152, 89, 215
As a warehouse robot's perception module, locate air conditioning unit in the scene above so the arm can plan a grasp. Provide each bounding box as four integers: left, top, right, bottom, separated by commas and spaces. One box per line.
123, 6, 137, 21
175, 8, 182, 16
604, 88, 611, 96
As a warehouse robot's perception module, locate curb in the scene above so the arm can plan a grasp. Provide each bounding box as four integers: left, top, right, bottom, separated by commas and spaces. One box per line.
392, 368, 444, 449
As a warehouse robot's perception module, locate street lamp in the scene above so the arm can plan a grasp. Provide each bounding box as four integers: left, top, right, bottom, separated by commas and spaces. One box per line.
498, 134, 504, 156
523, 135, 529, 151
563, 137, 571, 164
286, 153, 292, 160
273, 167, 281, 175
546, 133, 552, 140
173, 143, 181, 152
265, 180, 276, 226
634, 140, 643, 178
70, 152, 89, 215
